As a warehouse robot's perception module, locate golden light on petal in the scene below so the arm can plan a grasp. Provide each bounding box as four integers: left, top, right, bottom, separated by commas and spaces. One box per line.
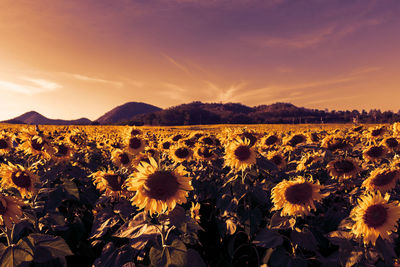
224, 138, 256, 172
350, 192, 400, 245
271, 176, 327, 217
0, 193, 24, 229
0, 162, 39, 199
362, 168, 400, 193
327, 158, 361, 180
126, 157, 193, 215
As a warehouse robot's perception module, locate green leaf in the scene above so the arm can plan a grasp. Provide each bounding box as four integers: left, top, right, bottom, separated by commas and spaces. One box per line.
22, 233, 73, 264
150, 239, 187, 267
290, 228, 318, 251
0, 242, 34, 267
62, 179, 79, 200
253, 228, 283, 248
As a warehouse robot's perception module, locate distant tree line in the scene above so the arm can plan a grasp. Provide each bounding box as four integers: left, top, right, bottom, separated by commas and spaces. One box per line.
121, 102, 400, 126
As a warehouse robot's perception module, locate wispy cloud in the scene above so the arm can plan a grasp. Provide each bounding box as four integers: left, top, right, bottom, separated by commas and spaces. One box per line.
163, 54, 191, 76
247, 17, 384, 49
62, 73, 124, 88
0, 77, 61, 95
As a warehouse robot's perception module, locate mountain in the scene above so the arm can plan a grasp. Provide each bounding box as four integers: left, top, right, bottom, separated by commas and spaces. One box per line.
128, 101, 354, 125
3, 111, 92, 125
95, 102, 162, 124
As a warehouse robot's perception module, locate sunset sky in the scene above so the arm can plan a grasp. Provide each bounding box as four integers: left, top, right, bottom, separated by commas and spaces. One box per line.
1, 0, 400, 121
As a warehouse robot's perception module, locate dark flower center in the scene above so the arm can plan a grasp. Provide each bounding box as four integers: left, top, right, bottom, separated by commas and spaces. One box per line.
327, 138, 348, 151
265, 135, 278, 146
271, 155, 282, 166
118, 153, 130, 165
371, 129, 384, 137
234, 145, 251, 161
285, 182, 313, 205
129, 137, 142, 149
145, 171, 180, 201
0, 199, 7, 215
202, 137, 214, 145
333, 160, 355, 174
363, 204, 387, 228
131, 129, 141, 136
366, 146, 384, 158
104, 174, 124, 191
184, 139, 196, 148
372, 170, 398, 187
57, 144, 69, 156
11, 171, 32, 188
0, 139, 8, 149
162, 141, 171, 149
385, 138, 398, 148
175, 148, 189, 159
310, 133, 319, 142
172, 134, 182, 141
288, 135, 306, 146
31, 138, 44, 151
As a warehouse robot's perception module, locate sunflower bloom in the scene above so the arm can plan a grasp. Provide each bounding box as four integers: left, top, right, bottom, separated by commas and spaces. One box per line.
0, 194, 24, 229
91, 170, 129, 198
169, 145, 193, 163
224, 138, 256, 172
111, 149, 132, 168
350, 192, 400, 245
271, 176, 328, 217
363, 145, 387, 162
362, 168, 400, 193
327, 158, 361, 180
126, 157, 193, 215
0, 134, 12, 155
0, 163, 39, 199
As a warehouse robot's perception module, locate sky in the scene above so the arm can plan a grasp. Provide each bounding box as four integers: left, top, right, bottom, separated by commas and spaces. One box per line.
0, 0, 400, 120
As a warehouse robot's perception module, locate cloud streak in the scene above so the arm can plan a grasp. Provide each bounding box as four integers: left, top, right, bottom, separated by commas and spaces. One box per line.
0, 77, 61, 95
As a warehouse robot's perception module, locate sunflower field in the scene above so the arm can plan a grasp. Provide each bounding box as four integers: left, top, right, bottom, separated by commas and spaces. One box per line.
1, 123, 400, 266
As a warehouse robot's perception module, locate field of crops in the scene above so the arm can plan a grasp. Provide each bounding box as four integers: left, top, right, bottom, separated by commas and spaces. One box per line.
1, 123, 400, 266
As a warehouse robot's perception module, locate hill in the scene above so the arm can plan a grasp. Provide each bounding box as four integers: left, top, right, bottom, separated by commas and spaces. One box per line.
2, 111, 92, 125
95, 102, 161, 124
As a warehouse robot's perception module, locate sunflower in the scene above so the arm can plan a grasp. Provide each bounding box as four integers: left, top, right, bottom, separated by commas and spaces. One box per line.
194, 145, 216, 161
158, 139, 172, 151
91, 170, 129, 198
381, 137, 400, 151
126, 157, 193, 215
363, 145, 387, 162
271, 176, 328, 217
199, 135, 216, 146
237, 130, 259, 147
0, 193, 25, 229
190, 202, 201, 222
66, 128, 87, 148
126, 135, 146, 154
393, 122, 400, 137
350, 192, 400, 245
266, 150, 286, 169
169, 144, 193, 163
19, 128, 53, 159
260, 134, 280, 148
284, 133, 307, 148
111, 149, 132, 168
327, 158, 361, 180
52, 143, 74, 163
321, 134, 350, 151
0, 134, 12, 155
296, 151, 323, 171
224, 138, 256, 172
0, 162, 39, 199
368, 126, 386, 139
307, 131, 320, 144
362, 168, 400, 193
129, 126, 142, 136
